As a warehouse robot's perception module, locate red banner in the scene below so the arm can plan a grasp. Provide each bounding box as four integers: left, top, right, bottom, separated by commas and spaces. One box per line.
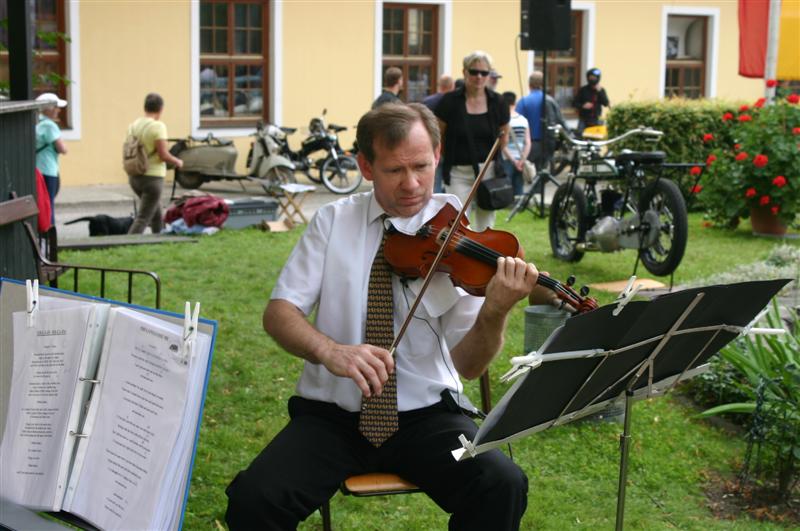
739, 0, 770, 78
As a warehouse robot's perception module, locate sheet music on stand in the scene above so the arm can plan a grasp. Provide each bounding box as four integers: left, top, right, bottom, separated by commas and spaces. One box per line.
453, 279, 791, 461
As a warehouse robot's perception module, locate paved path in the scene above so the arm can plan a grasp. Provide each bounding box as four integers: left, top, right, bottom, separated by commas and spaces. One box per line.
54, 174, 562, 239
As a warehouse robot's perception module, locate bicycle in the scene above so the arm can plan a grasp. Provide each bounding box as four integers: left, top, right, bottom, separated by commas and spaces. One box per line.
547, 124, 697, 279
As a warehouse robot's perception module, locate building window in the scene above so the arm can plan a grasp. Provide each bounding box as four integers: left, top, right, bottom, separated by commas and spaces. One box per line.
665, 15, 707, 99
533, 11, 582, 118
200, 0, 269, 127
382, 4, 438, 103
0, 0, 71, 127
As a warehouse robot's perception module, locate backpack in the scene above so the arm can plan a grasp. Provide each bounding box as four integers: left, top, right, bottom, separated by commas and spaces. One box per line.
122, 119, 154, 177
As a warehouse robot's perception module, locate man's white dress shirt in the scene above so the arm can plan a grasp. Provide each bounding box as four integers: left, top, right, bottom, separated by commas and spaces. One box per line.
271, 191, 483, 412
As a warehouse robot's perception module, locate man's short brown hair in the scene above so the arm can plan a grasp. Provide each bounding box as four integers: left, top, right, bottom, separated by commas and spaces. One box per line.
528, 71, 543, 90
144, 93, 164, 113
356, 103, 440, 163
384, 66, 403, 88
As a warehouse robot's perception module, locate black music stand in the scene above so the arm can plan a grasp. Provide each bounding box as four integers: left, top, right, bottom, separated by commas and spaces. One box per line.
451, 279, 790, 530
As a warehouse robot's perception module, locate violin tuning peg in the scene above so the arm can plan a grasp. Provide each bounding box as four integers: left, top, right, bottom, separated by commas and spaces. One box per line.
580, 286, 590, 297
566, 275, 576, 287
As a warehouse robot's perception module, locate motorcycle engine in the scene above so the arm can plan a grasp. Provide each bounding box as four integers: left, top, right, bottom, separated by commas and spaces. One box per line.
586, 211, 661, 252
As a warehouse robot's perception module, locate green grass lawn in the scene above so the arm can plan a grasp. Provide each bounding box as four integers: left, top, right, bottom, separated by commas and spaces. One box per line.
60, 212, 798, 530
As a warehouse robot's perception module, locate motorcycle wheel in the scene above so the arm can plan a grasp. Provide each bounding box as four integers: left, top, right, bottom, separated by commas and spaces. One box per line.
265, 166, 297, 186
637, 178, 688, 276
321, 155, 362, 194
175, 170, 204, 190
549, 183, 588, 262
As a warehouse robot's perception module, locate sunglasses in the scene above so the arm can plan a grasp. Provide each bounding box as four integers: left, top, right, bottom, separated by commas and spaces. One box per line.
467, 68, 490, 77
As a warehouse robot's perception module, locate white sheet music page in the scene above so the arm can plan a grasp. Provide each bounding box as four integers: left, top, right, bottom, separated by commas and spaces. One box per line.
63, 307, 190, 531
0, 306, 94, 511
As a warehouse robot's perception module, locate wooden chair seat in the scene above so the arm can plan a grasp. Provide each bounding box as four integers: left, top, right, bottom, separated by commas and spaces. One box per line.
319, 372, 493, 530
341, 473, 420, 497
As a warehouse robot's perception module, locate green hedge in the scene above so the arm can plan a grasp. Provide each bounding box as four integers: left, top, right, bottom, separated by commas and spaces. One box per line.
606, 98, 745, 207
606, 98, 743, 163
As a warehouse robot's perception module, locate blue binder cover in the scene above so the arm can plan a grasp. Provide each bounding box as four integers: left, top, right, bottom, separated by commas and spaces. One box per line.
0, 277, 217, 531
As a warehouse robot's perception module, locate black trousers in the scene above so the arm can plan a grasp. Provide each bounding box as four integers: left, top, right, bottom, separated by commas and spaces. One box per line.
225, 396, 528, 530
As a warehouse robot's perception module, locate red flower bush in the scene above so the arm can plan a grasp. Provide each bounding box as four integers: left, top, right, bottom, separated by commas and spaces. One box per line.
698, 93, 799, 226
740, 105, 750, 112
703, 133, 714, 143
690, 166, 702, 176
690, 184, 703, 194
766, 79, 778, 88
771, 205, 780, 215
722, 112, 734, 121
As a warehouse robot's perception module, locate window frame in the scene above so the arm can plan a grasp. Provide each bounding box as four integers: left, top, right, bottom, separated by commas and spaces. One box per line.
199, 0, 270, 129
381, 3, 439, 104
660, 5, 719, 99
664, 15, 707, 99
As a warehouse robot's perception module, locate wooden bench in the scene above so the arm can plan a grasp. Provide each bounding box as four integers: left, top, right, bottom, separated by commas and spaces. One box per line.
0, 194, 162, 309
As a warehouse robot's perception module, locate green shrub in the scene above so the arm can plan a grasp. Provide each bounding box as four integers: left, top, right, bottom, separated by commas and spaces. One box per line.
607, 99, 741, 207
607, 98, 741, 163
698, 300, 800, 498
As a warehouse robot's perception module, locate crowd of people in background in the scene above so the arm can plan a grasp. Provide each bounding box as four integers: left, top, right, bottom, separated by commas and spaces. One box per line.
374, 55, 610, 230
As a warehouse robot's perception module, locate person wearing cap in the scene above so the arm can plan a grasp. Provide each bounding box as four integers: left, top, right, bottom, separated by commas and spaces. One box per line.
487, 70, 502, 91
35, 93, 68, 225
574, 67, 609, 137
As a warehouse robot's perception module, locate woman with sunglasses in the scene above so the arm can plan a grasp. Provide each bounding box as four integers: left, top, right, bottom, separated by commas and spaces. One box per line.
434, 50, 509, 231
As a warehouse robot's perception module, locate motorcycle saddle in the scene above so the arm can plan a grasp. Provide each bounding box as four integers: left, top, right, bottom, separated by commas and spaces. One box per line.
614, 150, 666, 164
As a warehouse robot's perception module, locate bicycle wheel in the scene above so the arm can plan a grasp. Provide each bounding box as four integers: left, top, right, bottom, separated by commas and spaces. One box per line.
321, 155, 362, 194
637, 178, 688, 276
549, 183, 588, 262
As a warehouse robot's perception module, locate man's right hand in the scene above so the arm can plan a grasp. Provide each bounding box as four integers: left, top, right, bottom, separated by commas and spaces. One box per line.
317, 343, 394, 398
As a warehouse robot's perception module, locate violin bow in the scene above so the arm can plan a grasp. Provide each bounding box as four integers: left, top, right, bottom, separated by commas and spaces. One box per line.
389, 135, 504, 355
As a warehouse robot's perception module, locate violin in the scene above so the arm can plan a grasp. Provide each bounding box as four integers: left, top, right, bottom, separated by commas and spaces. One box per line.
383, 136, 594, 355
384, 202, 598, 315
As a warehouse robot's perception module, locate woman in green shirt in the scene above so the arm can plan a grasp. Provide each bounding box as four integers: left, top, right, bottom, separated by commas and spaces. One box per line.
35, 93, 69, 225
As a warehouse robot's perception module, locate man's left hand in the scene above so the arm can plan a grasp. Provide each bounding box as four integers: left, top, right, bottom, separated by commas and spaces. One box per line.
484, 257, 539, 315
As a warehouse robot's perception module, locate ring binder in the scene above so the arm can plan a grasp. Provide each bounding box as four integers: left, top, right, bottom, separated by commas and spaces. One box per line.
78, 377, 100, 384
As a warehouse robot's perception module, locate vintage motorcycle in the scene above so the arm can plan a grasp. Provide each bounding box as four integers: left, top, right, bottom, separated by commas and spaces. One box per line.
268, 109, 363, 194
548, 125, 690, 277
169, 122, 295, 190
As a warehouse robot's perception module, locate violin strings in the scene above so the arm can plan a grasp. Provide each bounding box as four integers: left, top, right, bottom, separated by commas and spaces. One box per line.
424, 223, 580, 303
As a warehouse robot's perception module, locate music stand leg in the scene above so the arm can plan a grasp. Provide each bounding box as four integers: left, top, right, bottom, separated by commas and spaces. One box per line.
615, 389, 635, 531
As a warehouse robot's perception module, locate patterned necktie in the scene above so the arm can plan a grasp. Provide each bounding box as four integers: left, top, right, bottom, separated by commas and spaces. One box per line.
358, 224, 398, 447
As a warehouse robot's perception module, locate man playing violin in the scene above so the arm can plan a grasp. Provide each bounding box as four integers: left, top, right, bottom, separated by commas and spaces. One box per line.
225, 103, 557, 530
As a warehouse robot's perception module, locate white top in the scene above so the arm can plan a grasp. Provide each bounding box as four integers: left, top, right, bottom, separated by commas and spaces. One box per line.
506, 112, 529, 161
271, 191, 483, 412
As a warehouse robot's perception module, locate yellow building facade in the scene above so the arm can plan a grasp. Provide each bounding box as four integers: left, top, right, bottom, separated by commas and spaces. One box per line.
37, 0, 764, 186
